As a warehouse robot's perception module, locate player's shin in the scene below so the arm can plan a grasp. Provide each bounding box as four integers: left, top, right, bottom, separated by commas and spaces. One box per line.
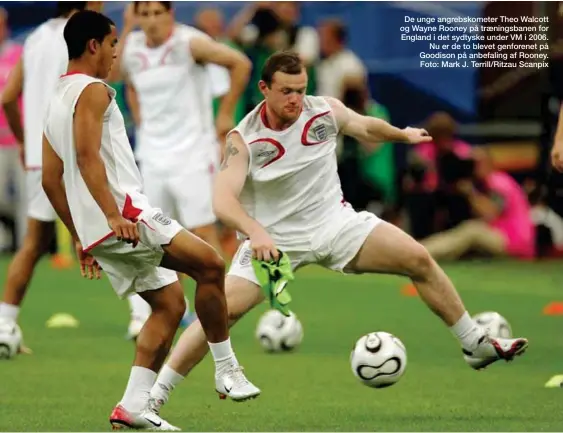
120, 286, 185, 413
411, 258, 484, 352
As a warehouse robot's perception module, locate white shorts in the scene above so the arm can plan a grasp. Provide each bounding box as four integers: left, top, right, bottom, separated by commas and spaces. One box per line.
26, 170, 56, 222
90, 207, 183, 298
141, 165, 216, 230
228, 205, 382, 285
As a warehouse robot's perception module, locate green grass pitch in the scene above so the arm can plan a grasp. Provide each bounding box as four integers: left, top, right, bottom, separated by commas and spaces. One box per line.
0, 256, 562, 431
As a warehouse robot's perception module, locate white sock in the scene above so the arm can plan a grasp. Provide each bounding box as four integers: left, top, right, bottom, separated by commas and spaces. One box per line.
450, 311, 485, 352
127, 295, 151, 321
119, 366, 157, 413
0, 303, 20, 322
150, 365, 185, 404
208, 338, 234, 363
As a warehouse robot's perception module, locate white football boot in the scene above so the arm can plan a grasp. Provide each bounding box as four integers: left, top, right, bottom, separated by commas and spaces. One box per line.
109, 404, 180, 431
463, 334, 528, 370
215, 364, 261, 401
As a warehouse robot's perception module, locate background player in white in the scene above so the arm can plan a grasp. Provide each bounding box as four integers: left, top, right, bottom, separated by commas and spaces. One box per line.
0, 1, 101, 352
119, 1, 252, 336
41, 11, 259, 430
146, 51, 529, 413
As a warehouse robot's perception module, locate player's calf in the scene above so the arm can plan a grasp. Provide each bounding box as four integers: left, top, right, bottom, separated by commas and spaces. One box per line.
347, 222, 528, 368
149, 276, 263, 412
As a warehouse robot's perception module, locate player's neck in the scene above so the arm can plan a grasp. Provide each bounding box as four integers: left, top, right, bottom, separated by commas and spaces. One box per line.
146, 24, 174, 48
65, 60, 97, 78
263, 104, 299, 131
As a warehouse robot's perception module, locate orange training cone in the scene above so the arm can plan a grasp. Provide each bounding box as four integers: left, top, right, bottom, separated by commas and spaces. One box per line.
542, 302, 563, 316
401, 284, 418, 297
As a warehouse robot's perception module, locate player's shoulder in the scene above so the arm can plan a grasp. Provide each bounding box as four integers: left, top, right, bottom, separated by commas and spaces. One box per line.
232, 102, 265, 138
303, 95, 334, 112
24, 19, 57, 50
175, 23, 210, 41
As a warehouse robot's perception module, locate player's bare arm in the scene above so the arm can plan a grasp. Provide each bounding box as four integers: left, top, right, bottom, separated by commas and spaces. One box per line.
551, 103, 563, 172
325, 96, 432, 150
124, 77, 141, 127
1, 58, 25, 160
74, 82, 139, 246
42, 133, 101, 279
213, 131, 278, 261
189, 37, 252, 137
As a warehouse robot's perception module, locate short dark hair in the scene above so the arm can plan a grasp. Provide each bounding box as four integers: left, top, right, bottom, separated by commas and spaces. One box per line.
55, 2, 87, 18
261, 51, 304, 87
322, 18, 348, 44
134, 1, 172, 13
64, 11, 115, 60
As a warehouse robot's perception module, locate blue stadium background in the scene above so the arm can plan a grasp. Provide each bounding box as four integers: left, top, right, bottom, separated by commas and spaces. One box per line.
0, 1, 482, 129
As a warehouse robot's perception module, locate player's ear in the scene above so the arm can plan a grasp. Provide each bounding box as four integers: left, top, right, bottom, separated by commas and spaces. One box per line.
87, 38, 98, 55
258, 80, 269, 97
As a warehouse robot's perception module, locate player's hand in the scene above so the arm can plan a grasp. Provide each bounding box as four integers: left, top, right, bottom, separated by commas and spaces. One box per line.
108, 215, 140, 247
248, 226, 279, 262
551, 141, 563, 172
123, 3, 137, 29
403, 127, 432, 144
74, 241, 102, 280
216, 112, 234, 142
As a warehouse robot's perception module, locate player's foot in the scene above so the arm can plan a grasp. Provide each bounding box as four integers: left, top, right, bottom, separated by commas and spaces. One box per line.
109, 404, 180, 431
125, 316, 146, 341
215, 363, 261, 401
463, 335, 528, 370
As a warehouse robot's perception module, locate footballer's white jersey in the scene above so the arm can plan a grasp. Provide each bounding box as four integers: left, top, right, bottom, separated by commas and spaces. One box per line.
121, 24, 216, 173
22, 17, 69, 169
231, 96, 344, 247
43, 73, 149, 251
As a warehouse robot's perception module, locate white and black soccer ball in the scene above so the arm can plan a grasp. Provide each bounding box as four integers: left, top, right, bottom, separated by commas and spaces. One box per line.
350, 331, 407, 389
0, 320, 22, 360
255, 310, 303, 353
472, 311, 512, 338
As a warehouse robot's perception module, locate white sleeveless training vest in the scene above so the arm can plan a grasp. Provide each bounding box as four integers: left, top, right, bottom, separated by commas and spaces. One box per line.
231, 95, 345, 246
43, 73, 149, 251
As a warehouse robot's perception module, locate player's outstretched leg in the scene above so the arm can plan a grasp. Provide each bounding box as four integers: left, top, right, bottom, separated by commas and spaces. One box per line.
0, 218, 55, 354
158, 231, 261, 402
149, 275, 264, 413
110, 282, 185, 431
345, 221, 528, 370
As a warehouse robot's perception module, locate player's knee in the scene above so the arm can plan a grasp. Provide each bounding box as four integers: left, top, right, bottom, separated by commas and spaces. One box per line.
406, 243, 434, 279
196, 251, 225, 284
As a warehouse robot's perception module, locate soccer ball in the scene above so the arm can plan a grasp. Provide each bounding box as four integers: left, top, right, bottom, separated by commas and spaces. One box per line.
255, 309, 303, 352
350, 331, 407, 388
473, 311, 512, 338
0, 320, 22, 360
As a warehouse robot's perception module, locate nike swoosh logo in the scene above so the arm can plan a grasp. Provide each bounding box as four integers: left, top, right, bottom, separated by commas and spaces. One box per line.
224, 385, 232, 393
145, 417, 162, 427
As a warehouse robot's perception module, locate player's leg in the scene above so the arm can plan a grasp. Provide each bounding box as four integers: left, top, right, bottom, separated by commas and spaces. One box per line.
92, 240, 184, 430
191, 223, 223, 257
124, 169, 173, 338
150, 241, 265, 410
0, 171, 56, 353
421, 220, 505, 260
335, 217, 527, 370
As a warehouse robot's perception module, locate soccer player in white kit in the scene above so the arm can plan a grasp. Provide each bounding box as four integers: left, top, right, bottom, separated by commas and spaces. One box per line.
147, 51, 530, 413
119, 1, 252, 335
41, 11, 259, 430
0, 1, 101, 352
